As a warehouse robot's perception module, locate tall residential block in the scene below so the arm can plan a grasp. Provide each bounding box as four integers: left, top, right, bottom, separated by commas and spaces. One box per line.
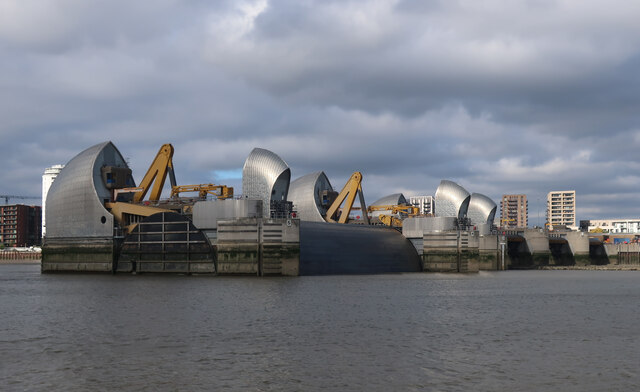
42, 164, 64, 237
546, 190, 576, 229
409, 195, 434, 215
0, 204, 42, 247
500, 194, 528, 228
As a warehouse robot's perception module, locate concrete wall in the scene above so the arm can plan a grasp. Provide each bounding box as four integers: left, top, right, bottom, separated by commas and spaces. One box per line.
403, 217, 457, 238
422, 232, 458, 272
192, 199, 263, 231
459, 232, 479, 273
404, 219, 494, 272
216, 218, 299, 276
612, 243, 640, 265
42, 237, 115, 273
522, 229, 551, 267
478, 235, 499, 270
421, 231, 480, 273
565, 232, 590, 266
604, 244, 619, 264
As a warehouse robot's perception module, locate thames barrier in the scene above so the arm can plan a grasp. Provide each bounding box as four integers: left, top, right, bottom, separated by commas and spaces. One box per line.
41, 141, 638, 275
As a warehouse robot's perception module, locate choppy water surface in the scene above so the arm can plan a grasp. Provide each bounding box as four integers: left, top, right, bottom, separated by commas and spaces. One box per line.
1, 264, 639, 391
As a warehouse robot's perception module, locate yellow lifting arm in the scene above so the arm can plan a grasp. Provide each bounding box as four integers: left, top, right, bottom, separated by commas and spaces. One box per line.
105, 202, 173, 234
325, 172, 370, 225
378, 214, 404, 227
367, 205, 420, 216
133, 144, 177, 202
170, 184, 234, 200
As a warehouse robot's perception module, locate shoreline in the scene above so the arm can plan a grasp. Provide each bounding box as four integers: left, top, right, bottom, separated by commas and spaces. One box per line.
2, 258, 639, 270
0, 259, 41, 265
539, 265, 640, 271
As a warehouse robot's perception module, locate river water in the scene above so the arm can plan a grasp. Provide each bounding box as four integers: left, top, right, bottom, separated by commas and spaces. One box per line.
1, 264, 638, 391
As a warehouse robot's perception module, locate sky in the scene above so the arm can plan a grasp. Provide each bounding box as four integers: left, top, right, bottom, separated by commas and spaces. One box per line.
1, 0, 640, 226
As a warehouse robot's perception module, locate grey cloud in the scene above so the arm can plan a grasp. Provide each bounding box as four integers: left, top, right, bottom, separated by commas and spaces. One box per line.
1, 0, 640, 222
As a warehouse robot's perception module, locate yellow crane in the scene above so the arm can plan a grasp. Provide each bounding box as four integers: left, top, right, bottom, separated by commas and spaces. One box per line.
367, 205, 420, 216
133, 144, 177, 202
325, 172, 370, 225
377, 214, 404, 228
500, 217, 516, 228
105, 202, 173, 234
105, 143, 233, 234
367, 205, 420, 228
112, 144, 233, 202
170, 184, 233, 200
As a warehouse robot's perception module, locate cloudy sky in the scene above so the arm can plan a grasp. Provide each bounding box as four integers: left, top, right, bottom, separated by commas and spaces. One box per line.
2, 0, 640, 225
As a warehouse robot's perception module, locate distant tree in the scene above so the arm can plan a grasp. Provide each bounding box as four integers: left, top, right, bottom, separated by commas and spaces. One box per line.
590, 227, 604, 233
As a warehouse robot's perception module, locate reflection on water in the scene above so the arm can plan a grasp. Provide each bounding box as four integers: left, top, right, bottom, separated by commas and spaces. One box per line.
1, 265, 639, 391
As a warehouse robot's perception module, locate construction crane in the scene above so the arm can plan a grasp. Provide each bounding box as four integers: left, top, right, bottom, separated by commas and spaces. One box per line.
1, 195, 40, 205
105, 143, 234, 234
105, 202, 173, 234
325, 172, 370, 225
170, 184, 233, 200
378, 214, 404, 228
133, 143, 177, 202
367, 205, 420, 216
500, 218, 516, 228
114, 144, 233, 202
367, 205, 420, 228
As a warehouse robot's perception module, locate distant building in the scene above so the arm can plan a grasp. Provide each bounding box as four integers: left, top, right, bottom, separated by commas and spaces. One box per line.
409, 195, 434, 215
42, 164, 64, 237
582, 219, 640, 234
546, 190, 576, 229
500, 194, 528, 228
0, 204, 42, 247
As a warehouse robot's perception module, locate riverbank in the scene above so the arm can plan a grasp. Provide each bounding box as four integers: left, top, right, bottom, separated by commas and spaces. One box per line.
0, 259, 40, 264
539, 265, 640, 271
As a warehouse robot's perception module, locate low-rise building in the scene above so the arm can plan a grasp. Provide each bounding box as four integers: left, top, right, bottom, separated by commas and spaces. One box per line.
0, 204, 42, 247
409, 195, 434, 215
583, 219, 640, 234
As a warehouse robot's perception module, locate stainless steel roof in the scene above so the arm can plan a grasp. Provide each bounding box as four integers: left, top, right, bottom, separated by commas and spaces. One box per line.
467, 193, 497, 226
45, 141, 131, 239
434, 180, 470, 220
369, 193, 408, 217
242, 148, 291, 218
370, 193, 407, 207
288, 171, 333, 222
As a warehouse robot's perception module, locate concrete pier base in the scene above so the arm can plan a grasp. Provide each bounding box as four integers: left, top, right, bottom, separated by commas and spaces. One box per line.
421, 232, 480, 273
521, 230, 551, 268
42, 237, 115, 273
565, 232, 590, 266
478, 235, 499, 270
216, 218, 300, 276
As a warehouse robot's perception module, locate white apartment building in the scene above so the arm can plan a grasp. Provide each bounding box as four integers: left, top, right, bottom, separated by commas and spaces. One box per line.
546, 190, 576, 229
409, 195, 434, 215
587, 219, 640, 234
42, 164, 64, 236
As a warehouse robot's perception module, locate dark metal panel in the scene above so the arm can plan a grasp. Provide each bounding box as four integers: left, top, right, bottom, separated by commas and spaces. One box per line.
299, 221, 422, 275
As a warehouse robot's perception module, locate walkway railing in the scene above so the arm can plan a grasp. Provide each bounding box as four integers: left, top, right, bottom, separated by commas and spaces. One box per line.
0, 251, 41, 260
